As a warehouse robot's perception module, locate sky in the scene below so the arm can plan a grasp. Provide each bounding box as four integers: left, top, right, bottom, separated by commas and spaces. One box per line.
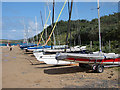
1, 1, 119, 40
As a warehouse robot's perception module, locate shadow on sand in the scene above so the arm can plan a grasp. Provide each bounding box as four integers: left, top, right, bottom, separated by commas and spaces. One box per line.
35, 65, 68, 69
31, 63, 46, 65
30, 55, 35, 57
24, 52, 33, 54
44, 66, 93, 74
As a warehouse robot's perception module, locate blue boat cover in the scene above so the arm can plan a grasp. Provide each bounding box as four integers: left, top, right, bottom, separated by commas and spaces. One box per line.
27, 45, 51, 49
20, 44, 37, 49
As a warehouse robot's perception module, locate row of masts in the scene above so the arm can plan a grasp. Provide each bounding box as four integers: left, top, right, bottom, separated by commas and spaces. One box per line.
23, 0, 102, 52
23, 1, 56, 46
23, 0, 74, 47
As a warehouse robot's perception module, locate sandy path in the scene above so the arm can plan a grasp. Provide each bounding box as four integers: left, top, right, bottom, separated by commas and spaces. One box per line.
2, 46, 119, 88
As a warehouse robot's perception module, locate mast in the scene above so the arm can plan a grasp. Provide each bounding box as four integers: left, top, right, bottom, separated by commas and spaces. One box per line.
53, 7, 56, 45
69, 0, 73, 47
39, 11, 45, 44
32, 28, 35, 44
51, 0, 55, 49
40, 11, 44, 28
23, 21, 28, 45
53, 29, 56, 45
66, 0, 73, 47
44, 0, 67, 46
47, 2, 56, 46
97, 0, 102, 52
28, 26, 35, 44
35, 16, 38, 44
28, 27, 31, 43
45, 6, 47, 42
23, 25, 25, 43
26, 28, 29, 45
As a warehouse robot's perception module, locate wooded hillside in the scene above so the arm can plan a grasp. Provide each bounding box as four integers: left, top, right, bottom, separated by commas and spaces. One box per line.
31, 12, 120, 53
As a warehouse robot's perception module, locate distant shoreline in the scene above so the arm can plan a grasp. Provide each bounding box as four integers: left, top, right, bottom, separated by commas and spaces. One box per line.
0, 39, 23, 44
0, 43, 22, 46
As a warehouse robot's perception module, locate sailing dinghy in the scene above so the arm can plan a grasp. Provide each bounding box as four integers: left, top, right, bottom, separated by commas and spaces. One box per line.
56, 52, 120, 65
56, 52, 120, 72
56, 0, 120, 73
36, 46, 87, 65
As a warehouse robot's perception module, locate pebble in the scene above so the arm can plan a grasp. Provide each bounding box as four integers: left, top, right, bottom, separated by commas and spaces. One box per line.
48, 80, 50, 82
110, 73, 114, 76
21, 72, 27, 74
108, 76, 112, 78
111, 71, 113, 72
36, 83, 40, 86
61, 80, 64, 82
82, 75, 85, 77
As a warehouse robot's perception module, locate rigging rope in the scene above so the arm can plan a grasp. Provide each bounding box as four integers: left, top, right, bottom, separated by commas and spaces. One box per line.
37, 10, 51, 46
44, 0, 67, 46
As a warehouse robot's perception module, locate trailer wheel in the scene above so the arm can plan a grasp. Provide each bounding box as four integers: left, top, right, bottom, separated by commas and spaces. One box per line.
92, 64, 96, 70
96, 64, 104, 73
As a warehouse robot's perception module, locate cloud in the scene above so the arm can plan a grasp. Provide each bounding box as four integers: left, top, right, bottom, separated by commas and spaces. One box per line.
2, 16, 24, 30
28, 21, 36, 30
11, 29, 16, 32
2, 16, 45, 40
44, 24, 49, 29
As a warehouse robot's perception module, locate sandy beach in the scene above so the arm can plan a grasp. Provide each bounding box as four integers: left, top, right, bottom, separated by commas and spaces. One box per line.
2, 46, 119, 88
